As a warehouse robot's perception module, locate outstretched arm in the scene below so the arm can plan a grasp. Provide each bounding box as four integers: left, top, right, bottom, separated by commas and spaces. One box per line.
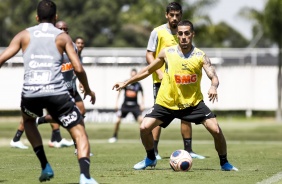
113, 49, 166, 91
202, 55, 219, 103
0, 31, 24, 68
146, 51, 163, 80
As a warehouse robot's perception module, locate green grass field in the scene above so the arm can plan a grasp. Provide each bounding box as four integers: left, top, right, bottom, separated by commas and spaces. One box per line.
1, 117, 282, 184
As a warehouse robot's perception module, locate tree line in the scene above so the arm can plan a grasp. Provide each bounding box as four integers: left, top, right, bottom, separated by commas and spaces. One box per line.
0, 0, 250, 48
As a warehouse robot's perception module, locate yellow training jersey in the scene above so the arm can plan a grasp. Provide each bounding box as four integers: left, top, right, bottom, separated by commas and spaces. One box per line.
152, 24, 178, 83
156, 45, 205, 110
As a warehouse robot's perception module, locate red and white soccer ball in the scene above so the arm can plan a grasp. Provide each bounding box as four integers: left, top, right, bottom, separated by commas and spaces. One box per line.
170, 149, 193, 172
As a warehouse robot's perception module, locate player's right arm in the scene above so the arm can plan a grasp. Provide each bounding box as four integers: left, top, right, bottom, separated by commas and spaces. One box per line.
0, 31, 26, 68
113, 49, 166, 91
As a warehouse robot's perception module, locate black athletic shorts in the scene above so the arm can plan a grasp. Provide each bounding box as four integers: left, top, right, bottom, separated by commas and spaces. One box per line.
69, 89, 83, 102
145, 101, 215, 128
21, 93, 82, 129
117, 104, 142, 121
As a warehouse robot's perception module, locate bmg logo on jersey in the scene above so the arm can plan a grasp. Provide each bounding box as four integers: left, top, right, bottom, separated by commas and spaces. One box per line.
174, 74, 197, 84
59, 110, 78, 127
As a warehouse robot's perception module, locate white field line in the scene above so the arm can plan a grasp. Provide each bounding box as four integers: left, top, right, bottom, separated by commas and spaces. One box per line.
0, 138, 281, 147
257, 172, 282, 184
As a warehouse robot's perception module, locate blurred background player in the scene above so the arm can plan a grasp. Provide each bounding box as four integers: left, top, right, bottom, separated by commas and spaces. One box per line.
10, 119, 28, 149
108, 68, 145, 143
75, 36, 86, 93
10, 117, 73, 149
146, 1, 205, 160
75, 36, 85, 61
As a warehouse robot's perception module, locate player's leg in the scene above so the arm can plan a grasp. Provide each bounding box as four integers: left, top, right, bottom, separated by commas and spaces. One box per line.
134, 104, 175, 170
21, 102, 54, 182
71, 91, 85, 151
49, 123, 62, 144
48, 94, 97, 182
134, 104, 143, 125
151, 83, 162, 159
36, 112, 73, 148
151, 126, 162, 159
202, 118, 238, 171
67, 122, 97, 183
36, 113, 52, 125
10, 117, 28, 149
133, 117, 162, 170
108, 107, 126, 143
181, 120, 205, 159
49, 122, 73, 148
108, 116, 122, 143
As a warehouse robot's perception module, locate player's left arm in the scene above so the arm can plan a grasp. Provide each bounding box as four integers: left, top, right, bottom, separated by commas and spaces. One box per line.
202, 55, 219, 103
0, 31, 23, 68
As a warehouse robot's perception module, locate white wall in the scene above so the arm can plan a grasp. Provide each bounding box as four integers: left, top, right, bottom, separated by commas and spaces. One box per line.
0, 65, 277, 111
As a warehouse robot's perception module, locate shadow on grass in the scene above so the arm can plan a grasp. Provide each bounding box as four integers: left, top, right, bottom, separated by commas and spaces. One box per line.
0, 180, 7, 183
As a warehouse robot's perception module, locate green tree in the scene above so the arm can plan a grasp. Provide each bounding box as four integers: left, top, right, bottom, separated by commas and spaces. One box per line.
242, 0, 282, 121
0, 0, 248, 48
238, 6, 272, 47
195, 21, 248, 47
0, 0, 37, 46
264, 0, 282, 121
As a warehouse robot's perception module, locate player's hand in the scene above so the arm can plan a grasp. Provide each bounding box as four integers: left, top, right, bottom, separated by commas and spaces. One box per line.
79, 83, 84, 93
84, 90, 96, 105
208, 86, 218, 103
112, 82, 126, 91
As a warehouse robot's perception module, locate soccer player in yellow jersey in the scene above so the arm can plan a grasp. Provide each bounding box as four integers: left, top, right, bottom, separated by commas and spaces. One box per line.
113, 20, 238, 171
146, 2, 204, 160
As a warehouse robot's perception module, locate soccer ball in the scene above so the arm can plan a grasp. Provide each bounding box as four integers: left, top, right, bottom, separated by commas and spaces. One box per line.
170, 149, 193, 172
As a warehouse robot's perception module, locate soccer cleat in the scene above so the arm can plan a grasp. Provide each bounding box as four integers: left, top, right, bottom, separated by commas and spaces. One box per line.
79, 174, 99, 184
189, 152, 206, 159
39, 163, 54, 182
133, 157, 157, 170
10, 140, 28, 149
48, 138, 74, 148
74, 149, 94, 157
108, 137, 117, 143
155, 154, 162, 160
221, 162, 239, 171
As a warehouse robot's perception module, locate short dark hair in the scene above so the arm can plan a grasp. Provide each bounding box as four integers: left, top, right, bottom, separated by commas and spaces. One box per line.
178, 20, 194, 31
37, 0, 56, 22
166, 2, 182, 14
131, 68, 137, 73
75, 36, 84, 42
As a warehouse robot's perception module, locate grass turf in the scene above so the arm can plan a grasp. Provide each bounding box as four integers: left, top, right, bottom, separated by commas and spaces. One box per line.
0, 117, 282, 184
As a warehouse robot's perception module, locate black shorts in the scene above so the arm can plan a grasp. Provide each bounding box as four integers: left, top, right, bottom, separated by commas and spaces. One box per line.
21, 93, 83, 129
145, 101, 215, 128
68, 89, 83, 102
117, 104, 142, 121
153, 83, 161, 102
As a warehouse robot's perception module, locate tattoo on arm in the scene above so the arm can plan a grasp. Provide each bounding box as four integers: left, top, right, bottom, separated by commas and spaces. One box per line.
203, 55, 219, 88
